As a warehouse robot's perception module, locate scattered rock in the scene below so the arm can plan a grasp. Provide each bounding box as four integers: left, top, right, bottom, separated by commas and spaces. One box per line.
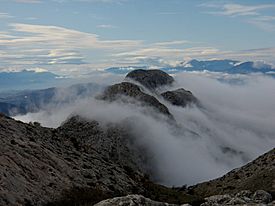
125, 69, 174, 90
252, 190, 272, 204
94, 194, 177, 206
201, 190, 273, 206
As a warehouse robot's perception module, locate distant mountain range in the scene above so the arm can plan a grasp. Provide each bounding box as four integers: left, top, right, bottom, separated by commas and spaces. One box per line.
0, 82, 103, 116
0, 70, 67, 91
105, 59, 275, 75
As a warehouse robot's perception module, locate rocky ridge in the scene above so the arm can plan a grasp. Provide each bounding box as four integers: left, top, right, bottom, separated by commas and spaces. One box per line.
98, 82, 173, 118
98, 69, 198, 119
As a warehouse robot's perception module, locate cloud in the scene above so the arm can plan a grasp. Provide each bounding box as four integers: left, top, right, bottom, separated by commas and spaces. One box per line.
204, 3, 275, 17
1, 22, 275, 74
12, 0, 126, 3
96, 24, 117, 29
201, 3, 275, 32
26, 67, 48, 72
113, 44, 275, 68
52, 0, 127, 3
0, 12, 14, 19
14, 72, 275, 186
13, 0, 41, 3
0, 23, 142, 72
8, 23, 141, 49
154, 40, 189, 47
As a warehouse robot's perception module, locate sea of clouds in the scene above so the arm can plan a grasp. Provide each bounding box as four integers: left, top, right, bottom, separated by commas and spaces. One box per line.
14, 72, 275, 186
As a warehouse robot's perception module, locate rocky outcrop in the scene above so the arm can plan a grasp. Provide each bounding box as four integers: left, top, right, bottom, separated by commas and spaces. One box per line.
201, 190, 274, 206
98, 70, 199, 120
125, 69, 174, 90
94, 194, 177, 206
161, 89, 198, 107
98, 82, 173, 118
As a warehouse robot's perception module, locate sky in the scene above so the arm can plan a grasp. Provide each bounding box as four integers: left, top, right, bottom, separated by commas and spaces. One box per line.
1, 0, 275, 75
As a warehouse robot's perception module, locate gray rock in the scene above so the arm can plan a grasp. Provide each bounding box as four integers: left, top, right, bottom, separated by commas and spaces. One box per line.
94, 194, 177, 206
201, 190, 273, 206
161, 88, 198, 107
203, 194, 232, 205
98, 82, 173, 118
268, 201, 275, 206
125, 69, 174, 90
252, 190, 272, 204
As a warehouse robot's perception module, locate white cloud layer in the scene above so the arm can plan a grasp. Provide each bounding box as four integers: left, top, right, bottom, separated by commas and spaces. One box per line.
14, 72, 275, 186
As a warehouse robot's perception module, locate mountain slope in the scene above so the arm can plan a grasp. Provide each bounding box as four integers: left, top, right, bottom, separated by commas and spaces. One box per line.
0, 114, 147, 206
190, 148, 275, 198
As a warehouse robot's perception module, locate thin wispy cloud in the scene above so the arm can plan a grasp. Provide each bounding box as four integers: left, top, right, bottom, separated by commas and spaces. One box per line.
154, 40, 189, 47
13, 0, 41, 3
52, 0, 127, 3
201, 3, 275, 31
202, 3, 275, 17
96, 24, 117, 29
0, 23, 142, 71
7, 23, 141, 49
0, 12, 14, 19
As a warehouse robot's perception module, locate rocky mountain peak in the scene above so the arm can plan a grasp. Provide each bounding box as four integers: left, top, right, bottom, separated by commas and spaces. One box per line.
98, 81, 173, 118
125, 69, 174, 90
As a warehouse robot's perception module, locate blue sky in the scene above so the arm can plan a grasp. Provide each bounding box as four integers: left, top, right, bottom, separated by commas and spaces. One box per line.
1, 0, 275, 75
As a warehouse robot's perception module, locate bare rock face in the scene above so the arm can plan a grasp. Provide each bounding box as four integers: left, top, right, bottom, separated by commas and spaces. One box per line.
125, 69, 174, 90
98, 82, 173, 118
161, 88, 198, 107
94, 194, 177, 206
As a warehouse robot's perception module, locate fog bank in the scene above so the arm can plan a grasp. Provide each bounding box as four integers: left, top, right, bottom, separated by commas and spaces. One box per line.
15, 72, 275, 186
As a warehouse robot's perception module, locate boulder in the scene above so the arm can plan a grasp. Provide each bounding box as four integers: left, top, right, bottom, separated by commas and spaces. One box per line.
252, 190, 272, 204
125, 69, 174, 90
